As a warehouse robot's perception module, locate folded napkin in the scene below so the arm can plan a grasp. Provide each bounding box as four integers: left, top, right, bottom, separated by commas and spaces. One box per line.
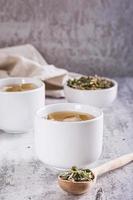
0, 44, 68, 97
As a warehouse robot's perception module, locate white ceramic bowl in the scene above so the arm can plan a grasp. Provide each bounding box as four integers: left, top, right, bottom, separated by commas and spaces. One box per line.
64, 78, 118, 108
34, 103, 103, 169
0, 77, 45, 133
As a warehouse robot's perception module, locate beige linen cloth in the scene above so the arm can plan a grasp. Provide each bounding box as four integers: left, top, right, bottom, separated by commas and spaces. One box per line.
0, 44, 68, 97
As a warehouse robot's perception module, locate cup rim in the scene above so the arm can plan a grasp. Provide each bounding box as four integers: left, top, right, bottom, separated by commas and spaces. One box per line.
0, 77, 44, 94
36, 103, 103, 124
64, 77, 118, 93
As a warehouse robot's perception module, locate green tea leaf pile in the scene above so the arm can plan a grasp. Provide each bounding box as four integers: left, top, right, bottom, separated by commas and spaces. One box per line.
59, 166, 94, 182
67, 75, 114, 90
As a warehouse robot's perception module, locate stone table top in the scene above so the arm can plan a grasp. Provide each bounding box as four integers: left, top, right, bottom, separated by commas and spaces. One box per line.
0, 77, 133, 200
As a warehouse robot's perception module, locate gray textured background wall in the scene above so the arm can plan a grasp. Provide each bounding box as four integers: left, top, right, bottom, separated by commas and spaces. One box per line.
0, 0, 133, 76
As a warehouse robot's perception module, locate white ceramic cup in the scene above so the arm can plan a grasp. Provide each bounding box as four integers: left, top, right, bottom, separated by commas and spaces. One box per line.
0, 77, 45, 133
64, 78, 118, 108
34, 103, 103, 169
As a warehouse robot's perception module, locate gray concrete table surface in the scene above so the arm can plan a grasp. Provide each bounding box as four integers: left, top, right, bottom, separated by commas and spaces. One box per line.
0, 77, 133, 200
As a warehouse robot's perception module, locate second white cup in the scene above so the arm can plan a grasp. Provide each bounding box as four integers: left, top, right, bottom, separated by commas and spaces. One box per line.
0, 77, 45, 133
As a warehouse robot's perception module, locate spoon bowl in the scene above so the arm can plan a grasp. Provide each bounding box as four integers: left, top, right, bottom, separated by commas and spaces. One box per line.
58, 176, 96, 195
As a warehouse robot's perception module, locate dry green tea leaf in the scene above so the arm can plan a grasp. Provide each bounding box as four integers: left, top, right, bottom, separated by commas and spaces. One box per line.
59, 166, 95, 182
67, 75, 114, 90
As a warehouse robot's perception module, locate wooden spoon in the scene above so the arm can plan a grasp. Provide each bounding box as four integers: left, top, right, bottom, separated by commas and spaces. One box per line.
58, 153, 133, 195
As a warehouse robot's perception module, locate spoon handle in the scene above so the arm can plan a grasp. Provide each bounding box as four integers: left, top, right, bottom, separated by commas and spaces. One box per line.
93, 153, 133, 176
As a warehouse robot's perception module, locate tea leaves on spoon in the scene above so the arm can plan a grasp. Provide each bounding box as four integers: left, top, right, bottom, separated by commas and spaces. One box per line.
59, 166, 94, 182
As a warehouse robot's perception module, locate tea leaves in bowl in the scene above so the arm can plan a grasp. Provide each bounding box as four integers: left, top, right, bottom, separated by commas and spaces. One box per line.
67, 75, 114, 90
